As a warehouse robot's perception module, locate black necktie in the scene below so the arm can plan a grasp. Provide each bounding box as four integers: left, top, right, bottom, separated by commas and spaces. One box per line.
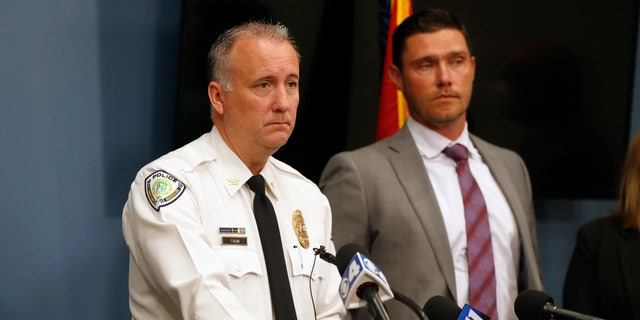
246, 174, 298, 319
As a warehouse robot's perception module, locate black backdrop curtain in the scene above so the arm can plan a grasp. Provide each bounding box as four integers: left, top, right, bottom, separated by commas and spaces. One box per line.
174, 0, 638, 199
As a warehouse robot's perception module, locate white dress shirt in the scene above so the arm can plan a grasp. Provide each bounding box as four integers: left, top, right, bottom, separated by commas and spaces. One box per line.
407, 117, 520, 320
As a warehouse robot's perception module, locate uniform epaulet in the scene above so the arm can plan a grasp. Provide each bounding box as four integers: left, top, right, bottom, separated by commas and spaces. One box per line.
269, 156, 314, 185
152, 133, 215, 173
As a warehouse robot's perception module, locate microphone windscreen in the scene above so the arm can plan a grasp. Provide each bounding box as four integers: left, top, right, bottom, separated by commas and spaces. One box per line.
514, 290, 554, 320
423, 295, 461, 320
336, 243, 368, 274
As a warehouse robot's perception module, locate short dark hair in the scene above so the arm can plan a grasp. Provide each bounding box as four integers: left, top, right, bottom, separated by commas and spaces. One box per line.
391, 8, 473, 69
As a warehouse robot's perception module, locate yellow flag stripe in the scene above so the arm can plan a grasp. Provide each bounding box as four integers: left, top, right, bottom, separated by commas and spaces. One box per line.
397, 91, 408, 128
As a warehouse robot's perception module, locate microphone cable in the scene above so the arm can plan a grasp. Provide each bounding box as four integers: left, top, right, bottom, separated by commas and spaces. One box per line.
309, 251, 318, 320
295, 244, 320, 320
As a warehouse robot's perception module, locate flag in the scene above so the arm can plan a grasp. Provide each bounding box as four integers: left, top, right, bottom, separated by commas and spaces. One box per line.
376, 0, 413, 141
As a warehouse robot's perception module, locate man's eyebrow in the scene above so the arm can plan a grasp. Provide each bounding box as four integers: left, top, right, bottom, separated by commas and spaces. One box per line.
251, 73, 299, 86
447, 51, 471, 58
411, 51, 470, 63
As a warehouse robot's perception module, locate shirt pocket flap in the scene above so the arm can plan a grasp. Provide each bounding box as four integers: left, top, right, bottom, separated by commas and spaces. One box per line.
288, 247, 320, 280
217, 247, 263, 278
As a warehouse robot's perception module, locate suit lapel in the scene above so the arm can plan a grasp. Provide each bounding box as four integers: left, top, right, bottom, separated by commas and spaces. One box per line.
470, 136, 542, 290
471, 136, 526, 219
470, 137, 529, 244
386, 127, 458, 298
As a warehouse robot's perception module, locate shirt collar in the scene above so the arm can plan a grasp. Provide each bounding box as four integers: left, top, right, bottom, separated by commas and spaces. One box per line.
210, 127, 280, 200
406, 116, 478, 160
258, 165, 280, 200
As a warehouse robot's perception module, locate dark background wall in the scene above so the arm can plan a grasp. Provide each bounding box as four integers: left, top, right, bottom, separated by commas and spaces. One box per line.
1, 1, 639, 319
177, 0, 637, 199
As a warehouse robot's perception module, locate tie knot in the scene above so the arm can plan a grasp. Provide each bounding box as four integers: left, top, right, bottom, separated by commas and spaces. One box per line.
246, 174, 266, 194
443, 143, 469, 162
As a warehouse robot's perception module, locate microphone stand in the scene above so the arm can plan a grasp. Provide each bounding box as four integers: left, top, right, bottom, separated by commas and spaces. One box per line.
544, 303, 607, 320
359, 283, 391, 320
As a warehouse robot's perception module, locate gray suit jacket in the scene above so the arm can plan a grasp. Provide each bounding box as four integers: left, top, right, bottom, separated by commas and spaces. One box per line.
319, 126, 544, 319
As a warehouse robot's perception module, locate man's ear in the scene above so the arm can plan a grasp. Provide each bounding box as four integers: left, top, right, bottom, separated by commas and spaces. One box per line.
208, 81, 224, 115
388, 64, 404, 91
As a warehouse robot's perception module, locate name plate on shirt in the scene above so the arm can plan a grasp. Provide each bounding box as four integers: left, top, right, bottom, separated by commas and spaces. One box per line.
219, 227, 246, 234
222, 237, 247, 246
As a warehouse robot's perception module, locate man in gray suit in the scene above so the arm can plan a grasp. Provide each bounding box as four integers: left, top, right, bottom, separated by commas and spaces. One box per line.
319, 8, 543, 320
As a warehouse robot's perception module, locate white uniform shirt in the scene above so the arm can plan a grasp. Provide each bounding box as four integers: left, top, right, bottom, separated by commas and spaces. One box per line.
407, 117, 520, 320
122, 127, 346, 320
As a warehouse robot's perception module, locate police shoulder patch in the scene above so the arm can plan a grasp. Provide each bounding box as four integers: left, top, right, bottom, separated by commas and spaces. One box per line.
145, 170, 186, 211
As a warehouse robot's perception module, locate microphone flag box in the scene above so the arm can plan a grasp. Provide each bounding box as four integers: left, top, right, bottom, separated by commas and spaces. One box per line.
458, 304, 490, 320
339, 252, 394, 309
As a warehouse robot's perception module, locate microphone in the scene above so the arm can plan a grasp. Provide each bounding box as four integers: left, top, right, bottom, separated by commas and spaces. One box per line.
423, 295, 490, 320
313, 245, 336, 265
315, 245, 427, 320
514, 290, 606, 320
424, 295, 461, 320
335, 243, 393, 320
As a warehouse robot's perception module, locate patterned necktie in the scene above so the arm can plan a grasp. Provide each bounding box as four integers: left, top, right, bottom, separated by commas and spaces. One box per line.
443, 144, 498, 320
246, 174, 298, 319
